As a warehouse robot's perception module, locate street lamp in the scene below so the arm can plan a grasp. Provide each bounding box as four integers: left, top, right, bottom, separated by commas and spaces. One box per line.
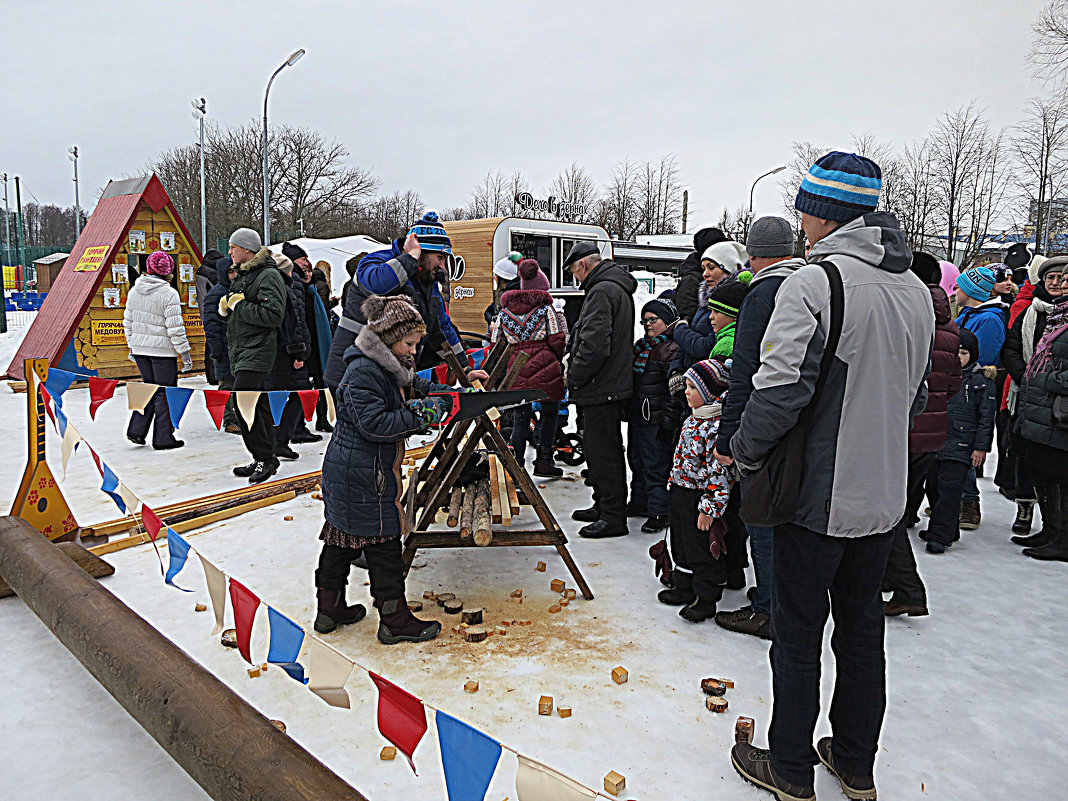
749, 165, 787, 223
262, 48, 305, 245
192, 98, 207, 254
69, 146, 81, 239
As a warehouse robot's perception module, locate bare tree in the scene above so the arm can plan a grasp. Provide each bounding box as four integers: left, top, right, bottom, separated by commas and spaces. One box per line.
779, 141, 831, 231
545, 162, 600, 224
634, 155, 683, 235
357, 190, 424, 243
1029, 0, 1068, 82
1012, 95, 1068, 253
894, 137, 940, 252
599, 158, 643, 239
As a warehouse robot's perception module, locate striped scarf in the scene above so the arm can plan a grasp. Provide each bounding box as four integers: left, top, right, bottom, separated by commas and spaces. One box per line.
633, 332, 671, 374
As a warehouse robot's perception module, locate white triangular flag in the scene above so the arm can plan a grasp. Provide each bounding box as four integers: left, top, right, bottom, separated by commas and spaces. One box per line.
60, 424, 81, 479
117, 482, 140, 516
324, 388, 336, 423
306, 636, 354, 708
198, 553, 227, 635
235, 391, 261, 431
127, 383, 158, 414
515, 754, 598, 801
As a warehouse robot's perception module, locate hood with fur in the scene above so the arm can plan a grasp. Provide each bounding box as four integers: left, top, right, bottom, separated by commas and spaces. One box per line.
349, 326, 414, 386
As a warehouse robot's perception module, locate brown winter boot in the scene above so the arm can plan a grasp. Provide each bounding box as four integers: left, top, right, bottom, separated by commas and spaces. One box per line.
533, 444, 563, 478
314, 587, 367, 634
959, 500, 981, 531
375, 597, 442, 644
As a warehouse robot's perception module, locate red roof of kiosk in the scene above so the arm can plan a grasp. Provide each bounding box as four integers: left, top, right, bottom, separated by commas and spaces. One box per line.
7, 174, 201, 379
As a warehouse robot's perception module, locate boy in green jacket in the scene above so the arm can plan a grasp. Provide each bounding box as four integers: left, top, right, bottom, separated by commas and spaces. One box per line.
707, 275, 752, 360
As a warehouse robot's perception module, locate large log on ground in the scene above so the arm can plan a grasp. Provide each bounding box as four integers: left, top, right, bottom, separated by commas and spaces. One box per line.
0, 516, 368, 801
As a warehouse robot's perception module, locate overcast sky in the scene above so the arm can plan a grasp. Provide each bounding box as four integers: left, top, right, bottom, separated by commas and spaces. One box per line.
1, 0, 1052, 233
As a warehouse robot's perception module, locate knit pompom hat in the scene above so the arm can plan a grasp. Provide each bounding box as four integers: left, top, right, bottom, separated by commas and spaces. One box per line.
641, 297, 679, 325
362, 295, 426, 346
795, 152, 882, 222
146, 251, 174, 276
407, 211, 452, 254
956, 265, 996, 302
685, 358, 730, 404
518, 258, 550, 291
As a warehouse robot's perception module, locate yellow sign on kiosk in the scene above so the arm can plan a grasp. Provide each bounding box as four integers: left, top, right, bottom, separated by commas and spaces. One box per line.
91, 319, 126, 346
73, 245, 110, 272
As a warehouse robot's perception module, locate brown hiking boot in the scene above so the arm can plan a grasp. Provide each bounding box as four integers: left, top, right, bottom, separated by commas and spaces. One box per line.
883, 598, 928, 617
959, 500, 980, 530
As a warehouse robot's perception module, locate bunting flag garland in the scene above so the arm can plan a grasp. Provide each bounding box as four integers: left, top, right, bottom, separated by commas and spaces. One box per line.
100, 462, 127, 513
55, 406, 69, 438
229, 578, 260, 664
60, 423, 81, 478
126, 382, 158, 414
324, 388, 336, 423
87, 445, 106, 478
199, 554, 228, 635
165, 386, 195, 430
141, 505, 164, 541
297, 390, 319, 422
164, 529, 194, 591
44, 368, 75, 408
307, 636, 354, 709
117, 482, 140, 516
267, 391, 289, 426
266, 607, 308, 684
436, 711, 502, 801
88, 376, 118, 420
39, 384, 57, 428
369, 671, 428, 773
203, 390, 230, 430
235, 391, 261, 430
515, 755, 599, 801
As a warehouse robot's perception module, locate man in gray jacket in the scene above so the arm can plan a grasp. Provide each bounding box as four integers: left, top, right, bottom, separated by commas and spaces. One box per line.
729, 153, 934, 801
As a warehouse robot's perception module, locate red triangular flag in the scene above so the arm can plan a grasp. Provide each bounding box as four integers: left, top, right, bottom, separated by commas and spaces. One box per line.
87, 445, 106, 478
39, 384, 57, 429
88, 377, 119, 420
369, 671, 428, 773
141, 505, 163, 541
229, 579, 260, 664
297, 390, 319, 422
203, 390, 230, 430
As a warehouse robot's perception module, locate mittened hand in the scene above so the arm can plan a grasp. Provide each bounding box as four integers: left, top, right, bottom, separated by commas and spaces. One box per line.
227, 293, 245, 312
180, 353, 193, 372
668, 373, 687, 396
407, 396, 451, 427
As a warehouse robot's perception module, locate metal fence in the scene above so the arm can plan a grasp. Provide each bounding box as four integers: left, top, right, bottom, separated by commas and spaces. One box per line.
3, 309, 37, 331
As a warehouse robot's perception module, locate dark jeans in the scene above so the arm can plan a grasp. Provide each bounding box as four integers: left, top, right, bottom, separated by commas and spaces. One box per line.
993, 410, 1014, 491
769, 522, 894, 787
904, 451, 936, 525
724, 487, 749, 573
1021, 441, 1068, 540
747, 523, 774, 614
1011, 427, 1036, 502
233, 370, 275, 462
581, 400, 627, 528
510, 401, 560, 457
883, 524, 927, 606
127, 355, 180, 448
315, 538, 406, 601
669, 484, 725, 600
627, 423, 673, 516
268, 365, 310, 448
926, 459, 970, 546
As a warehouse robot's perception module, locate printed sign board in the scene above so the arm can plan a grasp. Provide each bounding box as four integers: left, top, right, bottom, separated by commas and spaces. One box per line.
73, 246, 110, 272
91, 319, 127, 346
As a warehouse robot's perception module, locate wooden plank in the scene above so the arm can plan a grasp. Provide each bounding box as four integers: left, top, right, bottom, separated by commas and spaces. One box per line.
505, 470, 520, 516
496, 455, 512, 526
488, 455, 502, 524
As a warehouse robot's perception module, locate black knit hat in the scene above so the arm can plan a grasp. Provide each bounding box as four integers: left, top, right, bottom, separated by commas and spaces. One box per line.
958, 328, 979, 367
642, 297, 679, 325
910, 251, 941, 285
707, 276, 752, 317
693, 227, 727, 255
282, 241, 308, 262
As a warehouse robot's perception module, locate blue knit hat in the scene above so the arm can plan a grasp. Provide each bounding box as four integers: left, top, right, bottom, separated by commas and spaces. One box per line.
407, 211, 452, 254
956, 265, 996, 302
795, 152, 882, 222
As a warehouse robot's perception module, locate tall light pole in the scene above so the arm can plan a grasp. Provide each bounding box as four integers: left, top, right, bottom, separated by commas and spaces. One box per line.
69, 146, 81, 239
749, 165, 787, 227
1, 173, 10, 267
192, 97, 207, 253
262, 48, 305, 245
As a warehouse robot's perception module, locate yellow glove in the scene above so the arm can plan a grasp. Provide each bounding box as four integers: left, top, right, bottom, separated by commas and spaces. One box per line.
218, 293, 245, 317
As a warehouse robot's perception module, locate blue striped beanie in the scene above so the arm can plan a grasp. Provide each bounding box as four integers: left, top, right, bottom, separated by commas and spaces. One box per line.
407, 211, 452, 254
795, 152, 882, 222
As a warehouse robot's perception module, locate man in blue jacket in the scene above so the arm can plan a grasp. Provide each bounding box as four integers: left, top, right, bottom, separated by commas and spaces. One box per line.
324, 212, 485, 391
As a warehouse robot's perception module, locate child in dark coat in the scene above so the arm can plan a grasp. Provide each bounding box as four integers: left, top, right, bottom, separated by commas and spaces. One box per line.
921, 328, 997, 553
658, 359, 734, 622
315, 296, 453, 642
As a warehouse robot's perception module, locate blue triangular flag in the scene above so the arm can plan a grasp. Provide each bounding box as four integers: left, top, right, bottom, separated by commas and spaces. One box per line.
100, 462, 126, 513
55, 406, 69, 438
44, 369, 75, 408
165, 386, 195, 431
266, 607, 308, 684
164, 529, 194, 591
267, 392, 290, 426
436, 710, 501, 801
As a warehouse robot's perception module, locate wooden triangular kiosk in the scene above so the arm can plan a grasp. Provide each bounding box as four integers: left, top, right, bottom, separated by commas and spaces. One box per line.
401, 340, 593, 600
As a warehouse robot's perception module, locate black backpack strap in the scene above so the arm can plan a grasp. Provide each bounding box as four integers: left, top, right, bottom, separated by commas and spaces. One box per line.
796, 260, 844, 424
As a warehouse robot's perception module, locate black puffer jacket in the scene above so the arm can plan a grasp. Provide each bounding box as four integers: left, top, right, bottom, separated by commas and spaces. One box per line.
629, 323, 679, 428
567, 260, 638, 405
938, 362, 997, 463
1014, 298, 1068, 453
203, 257, 232, 377
277, 268, 310, 366
674, 252, 704, 323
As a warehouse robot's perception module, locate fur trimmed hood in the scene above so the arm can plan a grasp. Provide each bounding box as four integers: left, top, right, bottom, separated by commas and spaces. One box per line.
350, 326, 414, 386
501, 288, 553, 315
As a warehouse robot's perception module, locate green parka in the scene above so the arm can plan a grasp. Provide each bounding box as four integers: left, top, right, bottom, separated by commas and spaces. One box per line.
226, 247, 287, 374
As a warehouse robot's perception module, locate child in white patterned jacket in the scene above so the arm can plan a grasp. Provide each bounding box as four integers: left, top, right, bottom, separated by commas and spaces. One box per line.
657, 358, 734, 623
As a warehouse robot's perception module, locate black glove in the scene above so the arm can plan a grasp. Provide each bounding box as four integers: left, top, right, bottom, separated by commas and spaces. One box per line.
668, 373, 687, 396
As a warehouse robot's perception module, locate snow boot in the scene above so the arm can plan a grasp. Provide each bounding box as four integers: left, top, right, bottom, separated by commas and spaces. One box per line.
1012, 500, 1036, 534
680, 595, 719, 622
1012, 528, 1050, 547
248, 457, 280, 484
532, 445, 563, 478
657, 570, 695, 606
375, 597, 442, 644
276, 445, 300, 460
1022, 488, 1068, 561
571, 505, 599, 523
640, 515, 668, 534
816, 737, 877, 800
959, 500, 981, 530
731, 743, 815, 801
291, 426, 323, 444
883, 597, 929, 617
314, 587, 367, 634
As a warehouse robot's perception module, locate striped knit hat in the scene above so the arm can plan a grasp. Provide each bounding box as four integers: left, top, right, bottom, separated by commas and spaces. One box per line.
795, 152, 882, 222
407, 211, 452, 254
685, 358, 730, 404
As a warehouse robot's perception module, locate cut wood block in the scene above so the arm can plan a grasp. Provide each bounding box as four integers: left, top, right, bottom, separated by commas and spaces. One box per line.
464, 680, 479, 693
511, 588, 523, 598
312, 492, 323, 500
194, 603, 207, 612
535, 561, 546, 572
496, 626, 508, 636
706, 696, 728, 713
408, 601, 423, 613
247, 667, 261, 678
517, 619, 532, 626
221, 629, 238, 648
500, 620, 512, 627
495, 456, 512, 526
380, 746, 397, 761
505, 470, 520, 515
557, 705, 572, 718
735, 716, 755, 744
463, 627, 488, 643
564, 588, 576, 600
701, 678, 727, 696
538, 695, 553, 716
444, 600, 463, 614
548, 604, 561, 613
447, 486, 463, 527
559, 598, 569, 607
435, 592, 456, 607
461, 608, 483, 625
451, 624, 463, 634
611, 666, 628, 685
550, 579, 565, 593
270, 719, 287, 733
720, 678, 736, 689
488, 455, 503, 524
423, 589, 437, 600
283, 515, 293, 521
604, 770, 626, 796
261, 663, 269, 672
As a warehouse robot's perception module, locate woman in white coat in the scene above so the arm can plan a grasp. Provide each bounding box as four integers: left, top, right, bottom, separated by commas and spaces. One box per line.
122, 250, 192, 449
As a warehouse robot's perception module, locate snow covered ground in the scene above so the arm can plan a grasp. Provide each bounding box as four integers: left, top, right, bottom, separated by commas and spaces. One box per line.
0, 327, 1065, 800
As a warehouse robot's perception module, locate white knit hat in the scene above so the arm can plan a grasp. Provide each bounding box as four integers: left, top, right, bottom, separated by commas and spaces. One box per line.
493, 254, 520, 280
701, 241, 749, 276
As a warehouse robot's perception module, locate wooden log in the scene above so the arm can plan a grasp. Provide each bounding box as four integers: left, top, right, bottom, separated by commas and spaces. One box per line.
0, 541, 113, 599
472, 477, 493, 546
458, 486, 476, 543
461, 608, 483, 625
488, 456, 503, 524
495, 456, 512, 527
0, 517, 368, 801
706, 696, 729, 713
446, 486, 463, 528
435, 592, 456, 607
462, 627, 488, 643
735, 716, 755, 744
443, 599, 463, 614
701, 678, 727, 696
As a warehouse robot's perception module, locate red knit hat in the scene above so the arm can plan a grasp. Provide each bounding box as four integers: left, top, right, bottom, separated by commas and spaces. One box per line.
518, 259, 550, 292
146, 251, 174, 276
